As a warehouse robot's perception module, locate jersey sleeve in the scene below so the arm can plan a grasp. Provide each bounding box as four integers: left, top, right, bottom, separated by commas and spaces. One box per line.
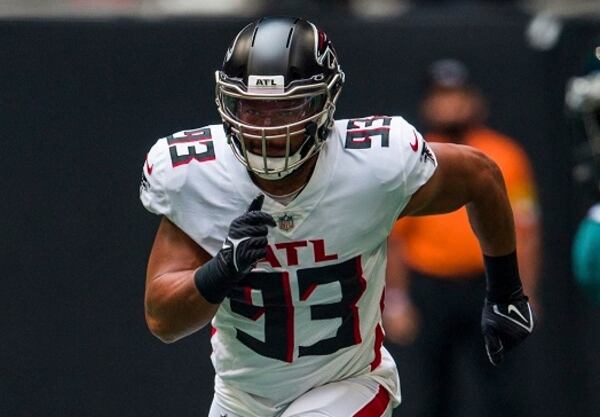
139, 138, 172, 216
391, 118, 438, 219
402, 128, 438, 196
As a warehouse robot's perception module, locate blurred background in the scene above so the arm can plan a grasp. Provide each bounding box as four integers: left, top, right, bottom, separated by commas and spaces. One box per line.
1, 1, 599, 416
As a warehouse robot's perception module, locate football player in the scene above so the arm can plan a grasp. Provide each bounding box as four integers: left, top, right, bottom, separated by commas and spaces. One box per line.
567, 47, 600, 304
140, 17, 534, 417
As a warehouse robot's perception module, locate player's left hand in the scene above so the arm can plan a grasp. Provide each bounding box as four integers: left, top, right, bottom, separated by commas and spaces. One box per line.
481, 294, 534, 365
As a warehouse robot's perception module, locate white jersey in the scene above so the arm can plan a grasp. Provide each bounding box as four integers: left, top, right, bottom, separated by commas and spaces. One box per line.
140, 116, 437, 416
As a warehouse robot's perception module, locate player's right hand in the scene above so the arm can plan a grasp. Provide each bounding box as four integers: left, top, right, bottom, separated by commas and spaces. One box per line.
216, 194, 276, 280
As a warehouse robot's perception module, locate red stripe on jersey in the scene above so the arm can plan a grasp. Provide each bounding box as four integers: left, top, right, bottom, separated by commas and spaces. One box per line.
210, 326, 217, 337
371, 290, 386, 370
353, 257, 367, 344
281, 272, 295, 363
353, 385, 390, 417
370, 324, 384, 370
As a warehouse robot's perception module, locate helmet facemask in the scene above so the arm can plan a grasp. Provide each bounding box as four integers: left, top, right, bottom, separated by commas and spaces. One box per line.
216, 72, 343, 180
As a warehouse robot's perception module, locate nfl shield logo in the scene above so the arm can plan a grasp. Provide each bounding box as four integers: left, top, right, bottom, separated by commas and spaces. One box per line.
277, 214, 294, 231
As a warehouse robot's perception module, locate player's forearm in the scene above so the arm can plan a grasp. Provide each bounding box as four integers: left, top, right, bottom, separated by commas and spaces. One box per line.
465, 154, 530, 303
465, 155, 516, 257
145, 270, 219, 343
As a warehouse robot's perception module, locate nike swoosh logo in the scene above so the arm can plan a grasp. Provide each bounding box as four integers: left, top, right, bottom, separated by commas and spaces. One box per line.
410, 131, 419, 151
145, 159, 154, 175
508, 304, 528, 323
492, 303, 534, 333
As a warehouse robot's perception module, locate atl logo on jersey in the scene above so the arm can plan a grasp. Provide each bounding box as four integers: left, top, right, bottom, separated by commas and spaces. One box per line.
258, 239, 338, 268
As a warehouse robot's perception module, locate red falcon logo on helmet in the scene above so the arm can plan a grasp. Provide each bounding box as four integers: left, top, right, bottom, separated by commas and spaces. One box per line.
317, 30, 328, 56
311, 25, 338, 70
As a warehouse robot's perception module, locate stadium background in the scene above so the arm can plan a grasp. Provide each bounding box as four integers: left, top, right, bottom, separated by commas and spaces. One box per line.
2, 2, 599, 416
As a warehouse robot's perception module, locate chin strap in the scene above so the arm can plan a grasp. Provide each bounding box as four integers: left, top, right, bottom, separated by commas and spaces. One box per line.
246, 151, 303, 180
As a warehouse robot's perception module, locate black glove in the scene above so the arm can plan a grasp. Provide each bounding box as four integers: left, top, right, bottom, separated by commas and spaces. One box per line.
217, 194, 276, 278
481, 292, 535, 365
194, 194, 275, 304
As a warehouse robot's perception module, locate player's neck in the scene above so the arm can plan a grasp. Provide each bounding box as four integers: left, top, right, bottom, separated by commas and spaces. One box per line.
250, 155, 318, 197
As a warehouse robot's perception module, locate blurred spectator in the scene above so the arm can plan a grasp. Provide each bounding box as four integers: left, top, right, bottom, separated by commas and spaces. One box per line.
566, 45, 600, 417
567, 47, 600, 305
384, 59, 541, 417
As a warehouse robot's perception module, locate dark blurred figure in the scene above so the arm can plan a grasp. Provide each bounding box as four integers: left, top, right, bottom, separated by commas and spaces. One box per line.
566, 47, 600, 417
565, 44, 600, 417
384, 59, 541, 417
567, 48, 600, 303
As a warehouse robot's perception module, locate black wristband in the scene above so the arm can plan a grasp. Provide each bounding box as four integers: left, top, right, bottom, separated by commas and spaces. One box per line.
193, 255, 235, 304
484, 251, 523, 303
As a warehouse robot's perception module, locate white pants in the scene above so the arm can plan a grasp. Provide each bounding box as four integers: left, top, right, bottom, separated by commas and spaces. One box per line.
208, 376, 392, 417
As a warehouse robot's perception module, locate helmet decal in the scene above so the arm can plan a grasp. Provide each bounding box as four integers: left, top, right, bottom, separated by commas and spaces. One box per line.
247, 75, 285, 94
311, 23, 338, 70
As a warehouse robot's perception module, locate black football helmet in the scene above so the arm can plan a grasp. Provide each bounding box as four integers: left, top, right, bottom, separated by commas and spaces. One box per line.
215, 17, 345, 180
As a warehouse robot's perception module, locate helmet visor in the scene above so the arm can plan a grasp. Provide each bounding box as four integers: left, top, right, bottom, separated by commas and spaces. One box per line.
222, 95, 325, 128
